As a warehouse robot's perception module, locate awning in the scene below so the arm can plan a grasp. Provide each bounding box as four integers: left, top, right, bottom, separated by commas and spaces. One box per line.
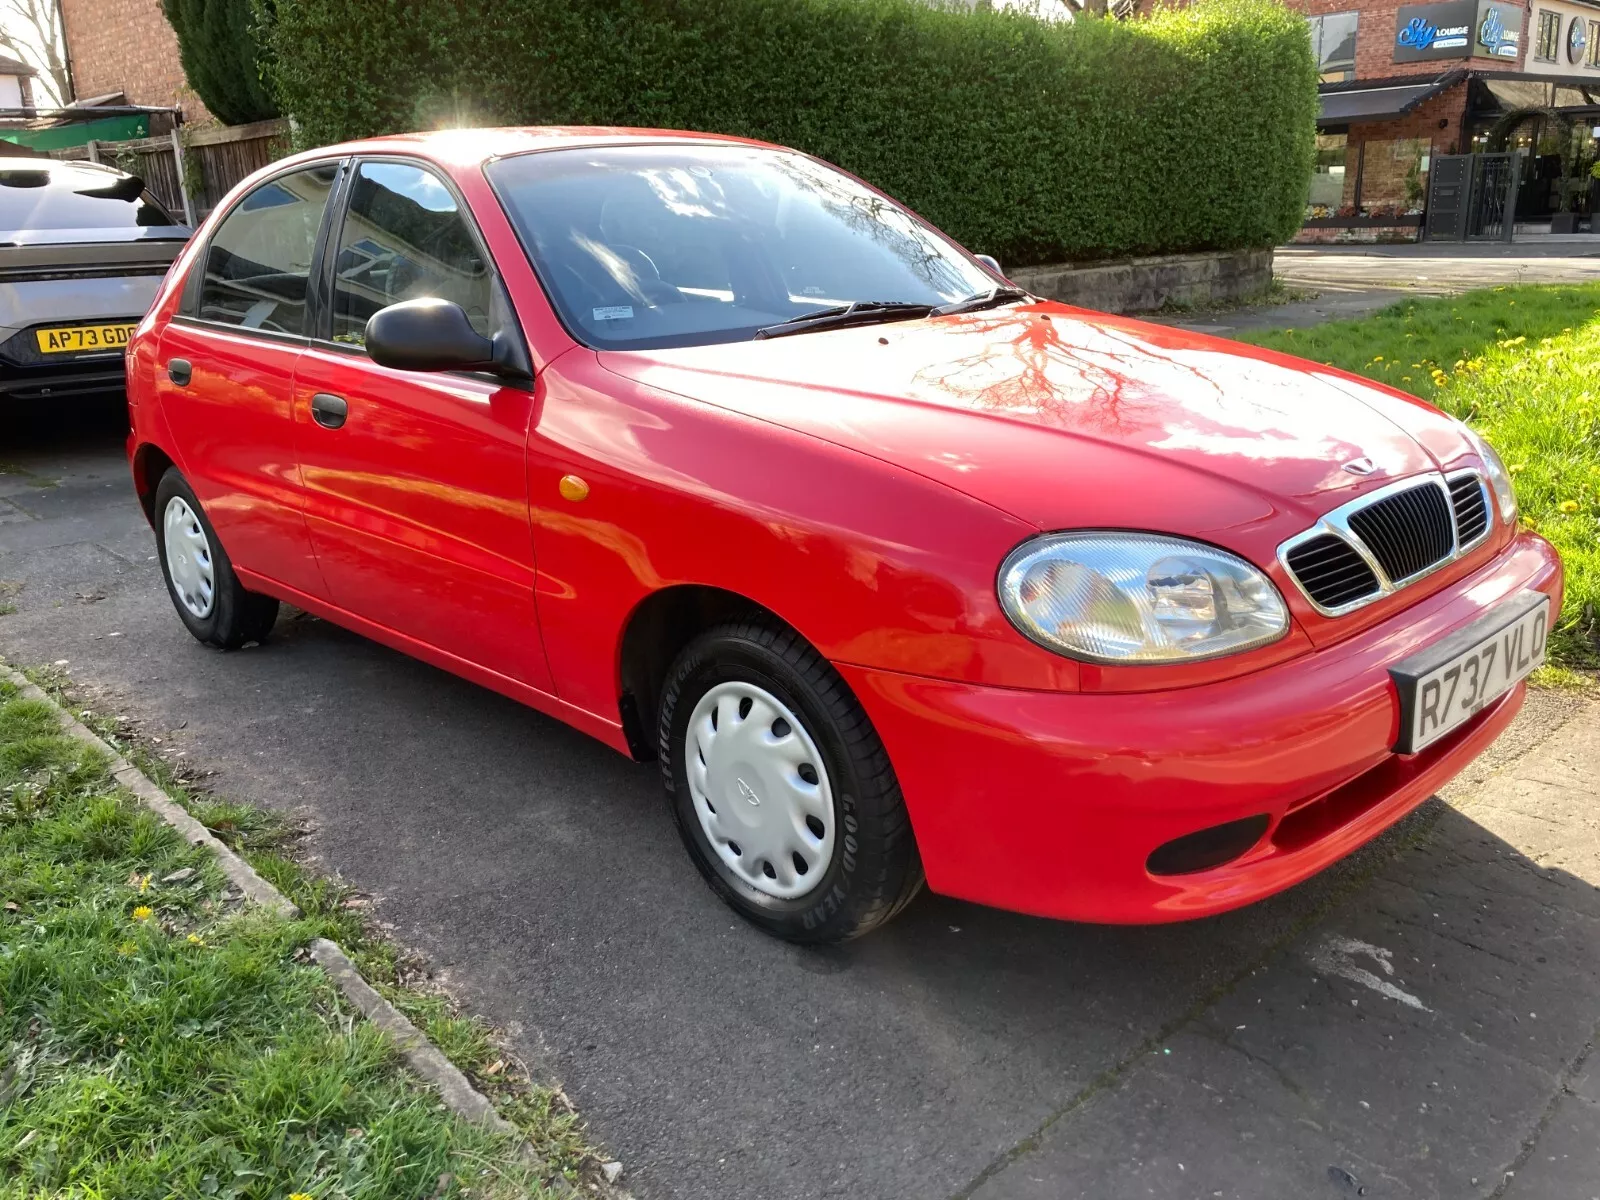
1318, 79, 1452, 128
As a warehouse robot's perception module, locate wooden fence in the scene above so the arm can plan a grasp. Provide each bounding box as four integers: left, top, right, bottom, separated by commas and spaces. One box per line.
50, 117, 291, 224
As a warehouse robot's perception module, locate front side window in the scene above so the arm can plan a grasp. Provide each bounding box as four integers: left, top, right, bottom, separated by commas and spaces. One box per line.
487, 144, 996, 351
1308, 12, 1359, 82
1535, 9, 1561, 59
196, 164, 336, 334
330, 161, 494, 344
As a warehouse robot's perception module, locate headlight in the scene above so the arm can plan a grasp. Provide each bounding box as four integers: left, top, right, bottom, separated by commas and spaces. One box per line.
1462, 425, 1517, 525
998, 532, 1290, 664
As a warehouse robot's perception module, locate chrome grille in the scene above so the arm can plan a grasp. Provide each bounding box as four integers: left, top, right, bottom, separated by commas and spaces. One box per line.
1278, 472, 1491, 617
1345, 480, 1455, 583
1449, 472, 1490, 547
1283, 534, 1380, 610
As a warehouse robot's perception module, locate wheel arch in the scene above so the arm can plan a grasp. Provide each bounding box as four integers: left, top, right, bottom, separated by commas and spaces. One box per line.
131, 442, 177, 526
616, 583, 801, 762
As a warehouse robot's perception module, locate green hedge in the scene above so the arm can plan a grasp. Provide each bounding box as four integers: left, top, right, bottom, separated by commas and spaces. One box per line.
163, 0, 278, 125
261, 0, 1316, 267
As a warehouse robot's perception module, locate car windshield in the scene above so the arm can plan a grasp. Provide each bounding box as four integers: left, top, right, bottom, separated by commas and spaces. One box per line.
0, 162, 180, 234
486, 144, 997, 351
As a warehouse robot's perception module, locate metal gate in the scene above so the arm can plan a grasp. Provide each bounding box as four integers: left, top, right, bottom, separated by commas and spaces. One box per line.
1425, 152, 1523, 243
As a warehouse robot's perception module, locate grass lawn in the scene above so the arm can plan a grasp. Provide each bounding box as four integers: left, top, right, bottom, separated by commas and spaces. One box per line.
0, 678, 582, 1198
1240, 283, 1600, 670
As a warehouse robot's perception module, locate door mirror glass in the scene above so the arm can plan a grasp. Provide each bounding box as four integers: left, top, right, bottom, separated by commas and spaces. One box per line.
365, 297, 497, 373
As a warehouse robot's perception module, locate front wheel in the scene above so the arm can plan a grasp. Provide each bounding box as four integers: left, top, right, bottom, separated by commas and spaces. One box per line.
153, 470, 279, 649
658, 618, 924, 942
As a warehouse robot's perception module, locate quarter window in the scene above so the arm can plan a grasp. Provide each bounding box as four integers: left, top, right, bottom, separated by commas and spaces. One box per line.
1534, 9, 1560, 59
195, 164, 336, 334
330, 161, 495, 345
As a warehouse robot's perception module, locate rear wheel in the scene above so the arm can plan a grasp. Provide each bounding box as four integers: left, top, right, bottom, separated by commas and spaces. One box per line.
659, 617, 923, 942
153, 470, 278, 649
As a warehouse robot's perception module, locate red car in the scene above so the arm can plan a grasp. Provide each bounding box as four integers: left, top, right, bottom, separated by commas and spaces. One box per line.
125, 128, 1561, 942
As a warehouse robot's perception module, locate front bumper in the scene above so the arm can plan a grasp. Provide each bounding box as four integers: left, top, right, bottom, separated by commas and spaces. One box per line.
839, 530, 1563, 924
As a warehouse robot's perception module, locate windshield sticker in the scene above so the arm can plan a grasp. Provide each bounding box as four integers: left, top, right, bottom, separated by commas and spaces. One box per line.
593, 306, 634, 321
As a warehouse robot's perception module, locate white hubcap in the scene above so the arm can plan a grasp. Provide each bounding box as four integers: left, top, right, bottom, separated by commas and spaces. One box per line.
687, 681, 835, 900
163, 496, 215, 619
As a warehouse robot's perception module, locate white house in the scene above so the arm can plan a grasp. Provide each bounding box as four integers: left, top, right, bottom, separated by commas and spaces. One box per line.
0, 53, 38, 122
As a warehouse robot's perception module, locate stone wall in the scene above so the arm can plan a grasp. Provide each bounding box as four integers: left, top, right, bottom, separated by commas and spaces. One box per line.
59, 0, 211, 123
1006, 249, 1275, 314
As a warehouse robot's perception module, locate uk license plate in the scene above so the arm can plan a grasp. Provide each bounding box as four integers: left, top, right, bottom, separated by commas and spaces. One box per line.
1390, 592, 1550, 754
34, 323, 136, 355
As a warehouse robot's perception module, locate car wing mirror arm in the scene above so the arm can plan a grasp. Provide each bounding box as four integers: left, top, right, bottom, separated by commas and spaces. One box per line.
491, 328, 535, 386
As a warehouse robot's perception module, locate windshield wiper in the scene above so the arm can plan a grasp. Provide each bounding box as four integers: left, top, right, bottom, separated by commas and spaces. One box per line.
754, 300, 934, 340
932, 286, 1031, 316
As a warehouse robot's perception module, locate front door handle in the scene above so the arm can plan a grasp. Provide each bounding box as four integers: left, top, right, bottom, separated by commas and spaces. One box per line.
167, 358, 191, 386
310, 392, 348, 430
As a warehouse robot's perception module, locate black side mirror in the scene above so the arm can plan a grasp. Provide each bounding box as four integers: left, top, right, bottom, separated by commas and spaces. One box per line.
365, 298, 506, 375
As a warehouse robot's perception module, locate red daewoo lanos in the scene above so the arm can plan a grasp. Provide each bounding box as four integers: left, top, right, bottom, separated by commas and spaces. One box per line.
126, 128, 1562, 942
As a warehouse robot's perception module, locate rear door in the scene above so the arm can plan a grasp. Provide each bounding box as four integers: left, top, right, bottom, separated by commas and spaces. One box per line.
290, 158, 552, 690
154, 161, 341, 599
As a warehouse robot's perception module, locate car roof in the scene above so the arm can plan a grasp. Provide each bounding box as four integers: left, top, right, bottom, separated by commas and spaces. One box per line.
275, 126, 781, 171
0, 157, 137, 181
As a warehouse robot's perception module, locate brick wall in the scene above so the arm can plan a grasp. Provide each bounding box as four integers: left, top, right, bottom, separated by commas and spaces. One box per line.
59, 0, 211, 123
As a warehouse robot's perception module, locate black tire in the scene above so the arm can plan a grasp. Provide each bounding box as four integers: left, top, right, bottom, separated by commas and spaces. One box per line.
152, 469, 279, 649
659, 617, 924, 942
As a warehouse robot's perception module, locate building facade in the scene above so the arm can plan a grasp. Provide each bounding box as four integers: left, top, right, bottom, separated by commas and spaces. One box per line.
1289, 0, 1599, 237
0, 53, 38, 120
58, 0, 211, 123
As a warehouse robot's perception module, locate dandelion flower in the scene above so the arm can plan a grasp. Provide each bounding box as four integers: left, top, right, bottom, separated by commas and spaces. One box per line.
1559, 500, 1579, 514
187, 933, 206, 946
1373, 355, 1383, 362
116, 940, 137, 955
131, 905, 153, 922
289, 1193, 315, 1200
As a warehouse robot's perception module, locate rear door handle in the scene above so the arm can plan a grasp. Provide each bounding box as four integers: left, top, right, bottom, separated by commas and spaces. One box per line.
167, 358, 191, 386
310, 392, 348, 430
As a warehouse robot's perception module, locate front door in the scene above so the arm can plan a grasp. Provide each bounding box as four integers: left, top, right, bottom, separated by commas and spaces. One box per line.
154, 162, 340, 598
291, 159, 552, 691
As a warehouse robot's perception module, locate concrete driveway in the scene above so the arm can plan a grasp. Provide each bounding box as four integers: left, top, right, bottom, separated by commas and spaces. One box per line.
4, 397, 1599, 1200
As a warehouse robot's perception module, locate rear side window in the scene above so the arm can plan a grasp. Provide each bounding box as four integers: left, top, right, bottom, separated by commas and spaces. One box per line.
330, 161, 494, 344
0, 163, 178, 232
195, 164, 337, 336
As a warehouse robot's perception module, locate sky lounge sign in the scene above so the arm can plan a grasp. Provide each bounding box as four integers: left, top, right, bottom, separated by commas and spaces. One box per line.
1393, 0, 1476, 60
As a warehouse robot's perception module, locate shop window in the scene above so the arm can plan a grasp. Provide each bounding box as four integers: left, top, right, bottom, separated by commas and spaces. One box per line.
1309, 12, 1359, 83
1356, 137, 1431, 216
1534, 9, 1560, 60
1588, 19, 1600, 66
1307, 134, 1352, 213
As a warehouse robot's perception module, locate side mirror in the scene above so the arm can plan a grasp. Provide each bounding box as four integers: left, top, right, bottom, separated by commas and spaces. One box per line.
365, 298, 502, 374
975, 253, 1005, 278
